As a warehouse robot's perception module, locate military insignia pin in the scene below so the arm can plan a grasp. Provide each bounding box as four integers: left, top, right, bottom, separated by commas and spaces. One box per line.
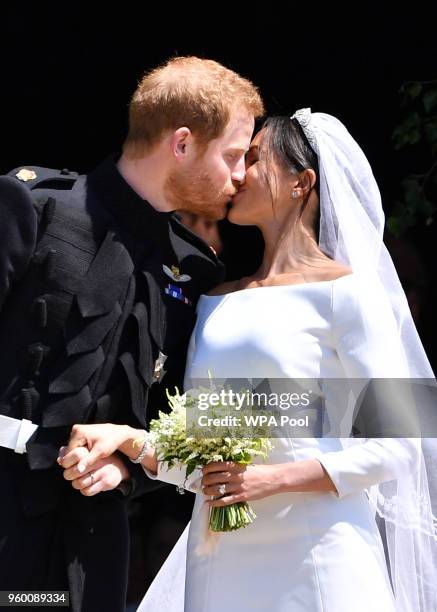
153, 351, 168, 381
16, 168, 37, 182
165, 283, 192, 305
163, 264, 191, 282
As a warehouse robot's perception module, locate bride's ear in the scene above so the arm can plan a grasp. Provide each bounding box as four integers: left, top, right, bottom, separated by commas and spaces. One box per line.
291, 169, 317, 198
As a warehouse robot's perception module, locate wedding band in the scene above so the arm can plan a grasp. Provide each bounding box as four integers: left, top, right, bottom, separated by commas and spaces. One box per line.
218, 483, 226, 496
89, 471, 95, 485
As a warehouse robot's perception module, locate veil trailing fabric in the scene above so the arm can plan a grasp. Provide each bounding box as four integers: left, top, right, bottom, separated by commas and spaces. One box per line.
291, 108, 437, 612
137, 524, 189, 612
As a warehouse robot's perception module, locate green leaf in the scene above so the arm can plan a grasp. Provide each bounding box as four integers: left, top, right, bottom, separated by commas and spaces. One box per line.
186, 462, 196, 478
393, 133, 409, 150
417, 198, 436, 216
403, 82, 423, 99
392, 112, 422, 149
402, 178, 421, 204
424, 121, 437, 144
423, 89, 437, 113
387, 216, 402, 237
404, 111, 421, 129
408, 130, 421, 145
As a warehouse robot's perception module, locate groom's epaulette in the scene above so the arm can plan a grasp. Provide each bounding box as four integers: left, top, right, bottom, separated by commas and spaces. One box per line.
6, 165, 85, 229
8, 166, 79, 192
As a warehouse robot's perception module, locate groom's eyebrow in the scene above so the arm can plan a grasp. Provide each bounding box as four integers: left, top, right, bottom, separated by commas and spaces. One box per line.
227, 146, 249, 153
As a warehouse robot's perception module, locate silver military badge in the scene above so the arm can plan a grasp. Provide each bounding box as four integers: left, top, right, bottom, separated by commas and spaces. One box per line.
153, 351, 168, 382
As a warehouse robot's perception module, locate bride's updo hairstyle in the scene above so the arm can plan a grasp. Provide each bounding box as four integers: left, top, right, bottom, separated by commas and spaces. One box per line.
258, 115, 320, 234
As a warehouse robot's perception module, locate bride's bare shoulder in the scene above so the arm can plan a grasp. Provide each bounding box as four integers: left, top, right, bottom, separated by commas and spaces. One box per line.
321, 263, 353, 281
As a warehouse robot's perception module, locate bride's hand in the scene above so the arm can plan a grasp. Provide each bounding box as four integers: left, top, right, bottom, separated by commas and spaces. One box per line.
58, 423, 158, 475
202, 458, 338, 506
58, 423, 132, 473
201, 461, 283, 507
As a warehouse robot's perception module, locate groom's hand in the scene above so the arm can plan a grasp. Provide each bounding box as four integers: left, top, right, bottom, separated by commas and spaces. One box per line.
60, 423, 131, 472
58, 446, 129, 496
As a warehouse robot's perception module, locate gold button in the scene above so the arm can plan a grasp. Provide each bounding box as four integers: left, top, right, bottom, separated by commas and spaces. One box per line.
16, 168, 37, 182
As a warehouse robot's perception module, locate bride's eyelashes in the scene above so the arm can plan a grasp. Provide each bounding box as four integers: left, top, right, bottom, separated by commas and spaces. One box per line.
245, 152, 258, 169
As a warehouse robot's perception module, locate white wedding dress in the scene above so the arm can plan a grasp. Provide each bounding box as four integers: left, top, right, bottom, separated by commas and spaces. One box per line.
138, 273, 415, 612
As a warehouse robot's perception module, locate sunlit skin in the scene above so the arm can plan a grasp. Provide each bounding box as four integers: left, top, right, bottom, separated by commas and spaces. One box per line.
58, 127, 354, 502
213, 128, 353, 293
59, 446, 129, 497
117, 110, 255, 221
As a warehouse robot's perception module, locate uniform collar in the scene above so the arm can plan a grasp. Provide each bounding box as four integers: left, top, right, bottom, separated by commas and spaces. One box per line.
87, 155, 173, 240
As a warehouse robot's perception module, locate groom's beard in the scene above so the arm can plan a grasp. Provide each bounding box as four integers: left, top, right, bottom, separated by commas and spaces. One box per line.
164, 166, 232, 221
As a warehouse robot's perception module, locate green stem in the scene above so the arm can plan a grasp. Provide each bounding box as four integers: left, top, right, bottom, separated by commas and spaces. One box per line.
209, 502, 258, 532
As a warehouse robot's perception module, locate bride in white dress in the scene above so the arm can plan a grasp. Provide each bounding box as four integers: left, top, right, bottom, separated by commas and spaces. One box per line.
60, 110, 437, 611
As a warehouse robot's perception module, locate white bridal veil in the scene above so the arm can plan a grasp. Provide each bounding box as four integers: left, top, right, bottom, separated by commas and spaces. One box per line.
293, 108, 437, 612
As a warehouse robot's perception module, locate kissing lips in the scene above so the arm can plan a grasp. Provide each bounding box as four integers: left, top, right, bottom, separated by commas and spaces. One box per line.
232, 189, 246, 201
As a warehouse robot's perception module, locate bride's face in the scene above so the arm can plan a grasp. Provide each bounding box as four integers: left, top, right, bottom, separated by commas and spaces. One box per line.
227, 129, 295, 226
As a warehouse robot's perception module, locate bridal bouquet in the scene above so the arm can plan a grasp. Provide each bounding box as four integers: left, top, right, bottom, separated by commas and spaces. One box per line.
138, 387, 273, 532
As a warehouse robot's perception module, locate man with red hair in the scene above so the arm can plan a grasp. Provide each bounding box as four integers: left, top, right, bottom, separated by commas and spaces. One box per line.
0, 56, 264, 611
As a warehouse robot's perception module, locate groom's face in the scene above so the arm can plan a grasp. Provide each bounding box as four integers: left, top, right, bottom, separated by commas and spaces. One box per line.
165, 111, 255, 220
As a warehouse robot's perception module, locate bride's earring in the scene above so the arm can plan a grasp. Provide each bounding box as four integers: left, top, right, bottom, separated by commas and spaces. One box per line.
292, 190, 299, 199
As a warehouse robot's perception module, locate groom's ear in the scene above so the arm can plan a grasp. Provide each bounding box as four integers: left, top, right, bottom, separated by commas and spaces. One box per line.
171, 127, 192, 160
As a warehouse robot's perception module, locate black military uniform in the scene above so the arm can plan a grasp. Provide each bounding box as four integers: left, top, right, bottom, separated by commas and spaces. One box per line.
0, 157, 224, 611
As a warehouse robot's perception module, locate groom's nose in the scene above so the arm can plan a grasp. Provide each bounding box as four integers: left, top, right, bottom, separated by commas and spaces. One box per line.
231, 156, 246, 184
